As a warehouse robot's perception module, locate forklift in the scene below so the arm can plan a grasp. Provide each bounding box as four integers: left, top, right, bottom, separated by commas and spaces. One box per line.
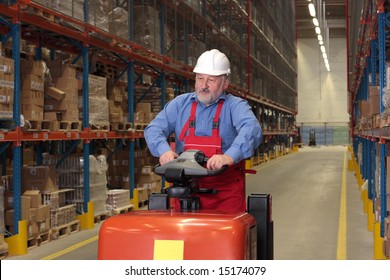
308, 129, 316, 146
98, 150, 273, 260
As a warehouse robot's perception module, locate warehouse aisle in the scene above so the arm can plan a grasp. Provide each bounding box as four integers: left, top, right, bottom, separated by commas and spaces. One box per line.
6, 146, 373, 260
246, 145, 372, 260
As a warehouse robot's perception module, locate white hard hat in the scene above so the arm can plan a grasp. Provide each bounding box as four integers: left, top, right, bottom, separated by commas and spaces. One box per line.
193, 49, 231, 76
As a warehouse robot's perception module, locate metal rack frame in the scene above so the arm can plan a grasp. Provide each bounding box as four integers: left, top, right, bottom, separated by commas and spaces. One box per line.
0, 0, 298, 235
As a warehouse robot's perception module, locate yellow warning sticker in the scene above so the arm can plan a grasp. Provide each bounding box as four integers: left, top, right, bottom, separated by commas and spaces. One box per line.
153, 240, 184, 260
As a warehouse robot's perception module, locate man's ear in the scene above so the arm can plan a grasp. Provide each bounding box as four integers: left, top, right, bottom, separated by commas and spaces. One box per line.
223, 78, 230, 90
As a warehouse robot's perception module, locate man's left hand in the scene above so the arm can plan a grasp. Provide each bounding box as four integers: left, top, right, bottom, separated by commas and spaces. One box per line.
207, 154, 234, 170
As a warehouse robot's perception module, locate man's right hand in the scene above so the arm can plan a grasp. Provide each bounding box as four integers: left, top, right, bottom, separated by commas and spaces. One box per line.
159, 150, 178, 165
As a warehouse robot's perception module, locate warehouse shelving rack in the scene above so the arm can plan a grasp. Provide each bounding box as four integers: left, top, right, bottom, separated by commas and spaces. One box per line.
0, 0, 298, 253
349, 0, 389, 259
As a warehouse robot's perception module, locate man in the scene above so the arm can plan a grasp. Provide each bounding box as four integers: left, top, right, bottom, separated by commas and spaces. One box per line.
144, 49, 262, 212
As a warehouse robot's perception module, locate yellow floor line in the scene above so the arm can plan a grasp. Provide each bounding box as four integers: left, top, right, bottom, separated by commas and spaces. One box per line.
41, 235, 98, 260
336, 152, 347, 259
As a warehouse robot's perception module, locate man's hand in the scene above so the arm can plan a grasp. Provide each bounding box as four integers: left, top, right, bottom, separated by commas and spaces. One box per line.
159, 150, 178, 165
207, 154, 234, 170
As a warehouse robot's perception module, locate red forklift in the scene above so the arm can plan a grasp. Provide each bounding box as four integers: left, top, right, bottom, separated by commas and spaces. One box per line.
98, 150, 273, 260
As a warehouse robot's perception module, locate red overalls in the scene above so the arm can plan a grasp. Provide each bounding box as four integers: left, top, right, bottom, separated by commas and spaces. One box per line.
178, 100, 246, 212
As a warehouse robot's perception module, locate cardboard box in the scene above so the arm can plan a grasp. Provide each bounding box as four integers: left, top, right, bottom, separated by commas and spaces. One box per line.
22, 104, 44, 120
39, 219, 50, 233
359, 100, 370, 117
384, 237, 390, 258
29, 207, 38, 223
44, 111, 59, 121
21, 90, 44, 106
22, 165, 58, 193
21, 60, 46, 77
23, 190, 42, 208
136, 102, 152, 114
46, 86, 65, 100
53, 77, 78, 92
36, 204, 50, 222
46, 61, 77, 79
28, 222, 39, 238
385, 217, 390, 239
4, 195, 31, 225
370, 93, 380, 115
21, 74, 44, 91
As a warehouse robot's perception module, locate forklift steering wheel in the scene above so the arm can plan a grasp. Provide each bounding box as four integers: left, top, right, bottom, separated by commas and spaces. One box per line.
153, 149, 228, 183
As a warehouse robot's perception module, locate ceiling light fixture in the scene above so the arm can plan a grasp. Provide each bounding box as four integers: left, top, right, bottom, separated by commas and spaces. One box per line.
308, 3, 316, 17
309, 0, 330, 71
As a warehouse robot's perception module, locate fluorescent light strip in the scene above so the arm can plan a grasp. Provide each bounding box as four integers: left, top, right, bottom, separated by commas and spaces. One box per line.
309, 2, 330, 71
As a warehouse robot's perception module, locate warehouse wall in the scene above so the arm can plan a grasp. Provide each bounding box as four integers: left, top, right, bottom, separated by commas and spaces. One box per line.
297, 38, 349, 145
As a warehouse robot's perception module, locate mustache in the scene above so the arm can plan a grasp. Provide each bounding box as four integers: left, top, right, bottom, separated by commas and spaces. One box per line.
198, 88, 209, 93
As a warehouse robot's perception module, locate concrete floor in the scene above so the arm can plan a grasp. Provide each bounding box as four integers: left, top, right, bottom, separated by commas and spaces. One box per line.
5, 145, 373, 260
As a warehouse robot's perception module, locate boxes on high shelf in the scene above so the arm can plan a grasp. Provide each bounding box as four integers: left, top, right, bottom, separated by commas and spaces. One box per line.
22, 165, 58, 193
22, 104, 44, 121
369, 86, 380, 115
21, 59, 46, 78
88, 74, 107, 97
109, 101, 123, 123
0, 56, 14, 74
359, 100, 370, 118
21, 74, 44, 92
20, 72, 45, 122
46, 61, 77, 79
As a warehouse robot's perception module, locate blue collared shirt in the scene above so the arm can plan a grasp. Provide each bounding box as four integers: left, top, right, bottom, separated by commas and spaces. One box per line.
144, 92, 262, 163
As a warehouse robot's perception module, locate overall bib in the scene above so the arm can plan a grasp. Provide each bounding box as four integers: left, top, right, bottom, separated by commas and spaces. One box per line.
178, 100, 246, 212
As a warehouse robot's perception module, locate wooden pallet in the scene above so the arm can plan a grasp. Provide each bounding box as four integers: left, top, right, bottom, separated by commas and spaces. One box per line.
94, 211, 110, 224
0, 250, 8, 260
50, 220, 80, 240
90, 123, 110, 131
111, 204, 134, 215
134, 123, 148, 131
138, 200, 148, 208
41, 120, 59, 131
59, 121, 81, 131
27, 236, 40, 250
23, 120, 42, 131
110, 122, 134, 131
30, 7, 55, 22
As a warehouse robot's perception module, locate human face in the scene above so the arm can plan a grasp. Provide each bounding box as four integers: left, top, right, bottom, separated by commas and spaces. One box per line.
195, 74, 229, 105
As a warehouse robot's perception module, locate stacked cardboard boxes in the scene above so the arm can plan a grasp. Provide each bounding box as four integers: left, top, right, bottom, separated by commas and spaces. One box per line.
20, 60, 45, 121
0, 56, 14, 119
134, 86, 175, 115
107, 83, 125, 124
135, 102, 153, 124
107, 150, 134, 190
45, 61, 79, 123
137, 166, 162, 203
4, 190, 51, 239
23, 190, 51, 239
